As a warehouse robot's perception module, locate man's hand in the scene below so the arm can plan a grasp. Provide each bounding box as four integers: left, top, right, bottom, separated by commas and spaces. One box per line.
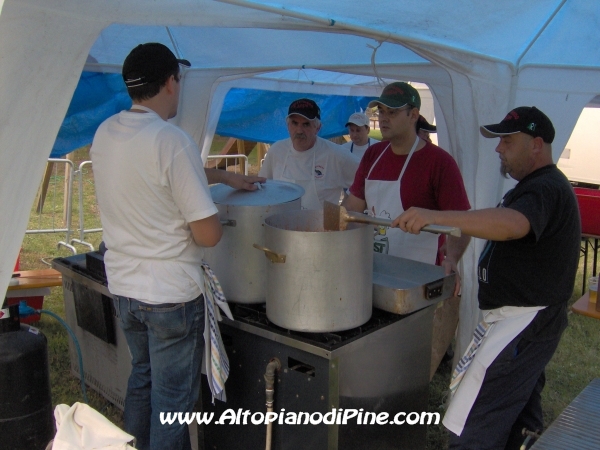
223, 172, 266, 191
205, 168, 266, 191
394, 207, 471, 296
441, 256, 462, 296
392, 207, 438, 234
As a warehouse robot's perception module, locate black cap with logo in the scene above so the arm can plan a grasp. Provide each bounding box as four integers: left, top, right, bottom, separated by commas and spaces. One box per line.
287, 98, 321, 120
480, 106, 555, 143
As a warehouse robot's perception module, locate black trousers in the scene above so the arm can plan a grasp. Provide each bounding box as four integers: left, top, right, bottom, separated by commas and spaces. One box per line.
448, 327, 562, 450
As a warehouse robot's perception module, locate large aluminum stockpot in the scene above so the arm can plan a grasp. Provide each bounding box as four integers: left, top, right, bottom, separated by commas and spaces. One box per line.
258, 210, 373, 332
203, 180, 304, 304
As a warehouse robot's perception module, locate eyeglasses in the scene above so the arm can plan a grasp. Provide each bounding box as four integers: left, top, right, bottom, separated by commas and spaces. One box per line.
374, 106, 413, 119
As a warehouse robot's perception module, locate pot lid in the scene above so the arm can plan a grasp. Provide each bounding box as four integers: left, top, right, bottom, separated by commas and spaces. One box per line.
210, 179, 305, 206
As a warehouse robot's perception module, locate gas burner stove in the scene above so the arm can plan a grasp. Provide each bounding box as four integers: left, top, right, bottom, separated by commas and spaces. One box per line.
228, 303, 405, 351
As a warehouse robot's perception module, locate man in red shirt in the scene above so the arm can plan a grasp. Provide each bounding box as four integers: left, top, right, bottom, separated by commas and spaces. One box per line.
344, 82, 470, 280
343, 81, 471, 372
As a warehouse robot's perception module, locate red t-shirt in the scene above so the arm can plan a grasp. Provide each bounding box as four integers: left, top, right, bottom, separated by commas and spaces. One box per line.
349, 141, 471, 264
349, 140, 471, 212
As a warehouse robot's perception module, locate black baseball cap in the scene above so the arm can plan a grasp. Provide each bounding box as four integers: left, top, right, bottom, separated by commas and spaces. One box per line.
416, 115, 436, 132
480, 106, 555, 144
287, 98, 321, 120
122, 43, 191, 88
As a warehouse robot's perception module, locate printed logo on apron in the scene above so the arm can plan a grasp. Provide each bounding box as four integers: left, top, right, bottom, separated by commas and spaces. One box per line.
372, 208, 392, 254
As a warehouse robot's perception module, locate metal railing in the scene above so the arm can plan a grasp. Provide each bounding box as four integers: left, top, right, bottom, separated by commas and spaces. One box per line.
206, 154, 249, 175
70, 161, 102, 252
27, 158, 101, 254
26, 154, 252, 255
26, 158, 75, 253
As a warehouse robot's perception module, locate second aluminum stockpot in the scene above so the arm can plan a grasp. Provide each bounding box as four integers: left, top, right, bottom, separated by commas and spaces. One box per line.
203, 180, 304, 304
257, 209, 373, 332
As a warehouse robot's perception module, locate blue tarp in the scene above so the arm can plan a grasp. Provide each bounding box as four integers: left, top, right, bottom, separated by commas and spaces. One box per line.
51, 72, 132, 157
51, 73, 376, 156
215, 88, 376, 144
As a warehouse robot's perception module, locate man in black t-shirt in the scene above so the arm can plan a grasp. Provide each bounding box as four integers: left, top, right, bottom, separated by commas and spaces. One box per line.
393, 106, 581, 450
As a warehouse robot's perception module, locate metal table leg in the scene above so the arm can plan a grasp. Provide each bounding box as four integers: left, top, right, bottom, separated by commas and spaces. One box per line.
582, 237, 588, 296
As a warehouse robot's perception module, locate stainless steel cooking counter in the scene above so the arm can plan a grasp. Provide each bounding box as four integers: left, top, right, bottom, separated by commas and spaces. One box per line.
53, 247, 453, 450
200, 303, 435, 450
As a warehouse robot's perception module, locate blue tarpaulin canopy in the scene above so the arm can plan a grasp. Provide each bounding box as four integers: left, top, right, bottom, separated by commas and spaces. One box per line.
215, 88, 376, 144
51, 74, 377, 156
51, 72, 132, 158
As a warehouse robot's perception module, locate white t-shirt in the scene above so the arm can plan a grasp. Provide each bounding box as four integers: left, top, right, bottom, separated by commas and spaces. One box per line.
341, 137, 380, 161
258, 137, 358, 209
90, 110, 218, 304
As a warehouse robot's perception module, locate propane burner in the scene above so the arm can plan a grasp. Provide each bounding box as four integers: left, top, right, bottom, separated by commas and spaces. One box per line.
229, 303, 403, 351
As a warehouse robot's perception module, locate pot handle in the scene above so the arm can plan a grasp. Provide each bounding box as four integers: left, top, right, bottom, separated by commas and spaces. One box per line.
252, 243, 286, 264
220, 219, 236, 227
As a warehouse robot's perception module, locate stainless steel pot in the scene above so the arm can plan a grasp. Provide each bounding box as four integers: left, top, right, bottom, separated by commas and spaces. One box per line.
258, 210, 373, 332
203, 180, 304, 304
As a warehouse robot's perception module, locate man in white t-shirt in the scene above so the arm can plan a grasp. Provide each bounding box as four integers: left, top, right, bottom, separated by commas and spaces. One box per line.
259, 98, 358, 209
91, 43, 263, 450
341, 112, 380, 161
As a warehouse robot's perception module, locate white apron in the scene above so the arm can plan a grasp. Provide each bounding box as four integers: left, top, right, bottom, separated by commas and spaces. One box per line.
442, 306, 545, 436
277, 147, 320, 210
364, 138, 439, 263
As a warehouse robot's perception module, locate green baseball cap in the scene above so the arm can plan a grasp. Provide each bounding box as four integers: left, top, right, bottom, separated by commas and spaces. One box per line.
368, 82, 421, 110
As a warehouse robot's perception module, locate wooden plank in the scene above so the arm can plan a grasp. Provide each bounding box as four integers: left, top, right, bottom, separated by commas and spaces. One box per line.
571, 293, 600, 320
36, 161, 55, 213
205, 138, 237, 169
257, 142, 269, 167
236, 139, 246, 174
8, 269, 63, 290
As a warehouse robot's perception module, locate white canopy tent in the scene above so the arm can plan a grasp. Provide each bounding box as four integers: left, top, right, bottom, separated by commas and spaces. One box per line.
2, 0, 599, 358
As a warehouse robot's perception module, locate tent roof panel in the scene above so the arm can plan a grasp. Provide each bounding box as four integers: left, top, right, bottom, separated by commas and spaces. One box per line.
520, 0, 600, 68
224, 0, 568, 65
88, 24, 429, 71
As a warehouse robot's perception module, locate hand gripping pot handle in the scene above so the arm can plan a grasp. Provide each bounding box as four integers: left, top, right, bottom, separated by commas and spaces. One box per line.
253, 243, 286, 264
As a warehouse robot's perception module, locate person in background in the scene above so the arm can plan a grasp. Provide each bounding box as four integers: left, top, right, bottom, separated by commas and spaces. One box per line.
259, 98, 358, 209
91, 42, 263, 450
416, 114, 436, 143
394, 106, 580, 450
341, 112, 380, 161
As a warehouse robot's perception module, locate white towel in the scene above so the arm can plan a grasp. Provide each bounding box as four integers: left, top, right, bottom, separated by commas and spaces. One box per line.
201, 261, 233, 403
51, 402, 135, 450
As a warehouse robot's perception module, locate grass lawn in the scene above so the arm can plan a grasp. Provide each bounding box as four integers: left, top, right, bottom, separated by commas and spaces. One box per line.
15, 143, 600, 449
369, 129, 383, 141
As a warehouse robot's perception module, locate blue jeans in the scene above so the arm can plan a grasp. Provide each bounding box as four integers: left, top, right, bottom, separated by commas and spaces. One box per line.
114, 295, 205, 450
